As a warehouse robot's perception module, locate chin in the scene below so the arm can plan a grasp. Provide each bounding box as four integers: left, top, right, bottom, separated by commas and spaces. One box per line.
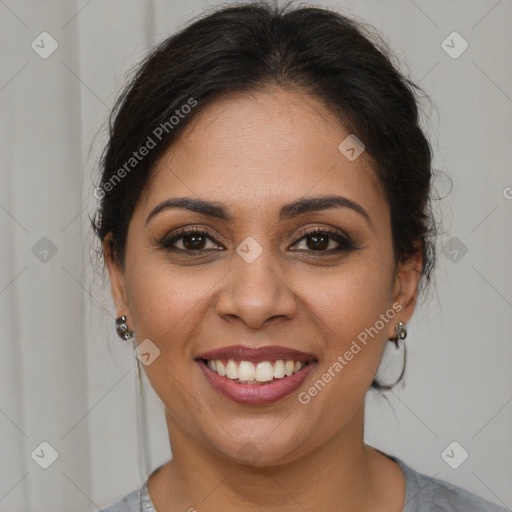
206, 426, 311, 468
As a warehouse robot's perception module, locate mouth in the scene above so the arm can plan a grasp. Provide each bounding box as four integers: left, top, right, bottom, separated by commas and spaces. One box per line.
198, 358, 312, 384
195, 345, 318, 405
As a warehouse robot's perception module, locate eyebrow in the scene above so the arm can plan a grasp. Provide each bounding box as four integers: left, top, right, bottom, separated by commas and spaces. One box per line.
145, 195, 372, 228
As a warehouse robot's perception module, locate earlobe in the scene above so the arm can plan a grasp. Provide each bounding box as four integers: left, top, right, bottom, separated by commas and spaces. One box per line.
389, 247, 423, 334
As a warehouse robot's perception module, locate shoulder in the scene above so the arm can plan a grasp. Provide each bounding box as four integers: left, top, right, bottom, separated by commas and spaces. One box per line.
393, 456, 509, 512
98, 488, 141, 512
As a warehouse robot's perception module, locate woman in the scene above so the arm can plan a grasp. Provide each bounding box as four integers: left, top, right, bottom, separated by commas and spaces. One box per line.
93, 2, 507, 510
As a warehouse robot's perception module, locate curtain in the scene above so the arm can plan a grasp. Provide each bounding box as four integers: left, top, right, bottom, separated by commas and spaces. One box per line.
1, 1, 511, 510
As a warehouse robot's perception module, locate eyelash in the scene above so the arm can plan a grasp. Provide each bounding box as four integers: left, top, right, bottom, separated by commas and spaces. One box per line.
158, 226, 357, 255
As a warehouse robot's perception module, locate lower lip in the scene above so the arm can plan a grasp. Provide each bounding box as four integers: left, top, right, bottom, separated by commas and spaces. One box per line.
197, 359, 316, 405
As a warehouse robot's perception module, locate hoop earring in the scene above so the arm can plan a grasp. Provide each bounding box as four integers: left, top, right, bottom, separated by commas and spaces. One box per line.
390, 321, 407, 348
116, 315, 134, 340
114, 315, 151, 479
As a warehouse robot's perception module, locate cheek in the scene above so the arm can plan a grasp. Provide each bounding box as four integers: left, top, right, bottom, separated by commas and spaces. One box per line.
124, 259, 217, 425
126, 253, 230, 363
306, 256, 393, 336
301, 256, 394, 384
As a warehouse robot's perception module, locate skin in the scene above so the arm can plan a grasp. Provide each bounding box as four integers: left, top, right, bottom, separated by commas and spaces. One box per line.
104, 86, 422, 511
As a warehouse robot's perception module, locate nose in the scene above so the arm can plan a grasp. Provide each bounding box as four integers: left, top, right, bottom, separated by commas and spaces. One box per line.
215, 251, 297, 329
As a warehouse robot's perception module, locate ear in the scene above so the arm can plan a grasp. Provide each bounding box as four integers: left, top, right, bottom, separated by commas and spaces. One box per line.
103, 233, 131, 319
388, 244, 423, 340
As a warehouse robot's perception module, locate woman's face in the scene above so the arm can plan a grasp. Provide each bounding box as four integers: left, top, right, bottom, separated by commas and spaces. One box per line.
105, 87, 420, 466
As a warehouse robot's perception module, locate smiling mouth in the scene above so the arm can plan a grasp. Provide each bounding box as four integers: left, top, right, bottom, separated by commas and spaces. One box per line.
197, 358, 315, 385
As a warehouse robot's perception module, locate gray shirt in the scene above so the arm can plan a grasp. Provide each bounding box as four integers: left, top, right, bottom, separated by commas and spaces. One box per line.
99, 455, 509, 511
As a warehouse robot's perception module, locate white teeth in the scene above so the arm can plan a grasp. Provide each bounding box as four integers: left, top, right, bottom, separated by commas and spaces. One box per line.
238, 360, 255, 381
217, 360, 226, 377
226, 360, 238, 379
273, 360, 285, 378
205, 358, 308, 382
255, 361, 274, 382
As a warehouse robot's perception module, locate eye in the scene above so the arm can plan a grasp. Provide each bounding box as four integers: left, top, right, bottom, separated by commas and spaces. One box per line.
159, 226, 356, 255
159, 227, 224, 253
290, 228, 356, 253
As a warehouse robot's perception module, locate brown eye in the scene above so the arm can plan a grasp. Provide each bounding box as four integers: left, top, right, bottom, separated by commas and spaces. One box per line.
305, 232, 330, 251
291, 229, 356, 253
181, 232, 207, 250
159, 228, 223, 253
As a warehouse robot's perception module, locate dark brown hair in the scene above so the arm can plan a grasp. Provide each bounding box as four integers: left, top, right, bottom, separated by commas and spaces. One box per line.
91, 1, 437, 390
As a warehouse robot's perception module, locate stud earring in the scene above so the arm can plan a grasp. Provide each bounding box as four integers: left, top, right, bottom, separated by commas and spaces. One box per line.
390, 321, 407, 348
116, 315, 134, 340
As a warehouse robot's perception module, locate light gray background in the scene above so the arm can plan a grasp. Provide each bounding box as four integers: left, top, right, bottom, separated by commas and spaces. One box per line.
1, 0, 511, 510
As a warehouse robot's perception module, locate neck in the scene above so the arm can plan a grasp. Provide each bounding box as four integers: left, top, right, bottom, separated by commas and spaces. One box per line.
148, 404, 403, 512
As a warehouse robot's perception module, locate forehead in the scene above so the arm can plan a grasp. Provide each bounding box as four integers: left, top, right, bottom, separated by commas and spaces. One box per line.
139, 87, 386, 222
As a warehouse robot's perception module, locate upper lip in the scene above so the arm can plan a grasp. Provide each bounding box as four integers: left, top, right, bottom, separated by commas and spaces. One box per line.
196, 344, 317, 363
